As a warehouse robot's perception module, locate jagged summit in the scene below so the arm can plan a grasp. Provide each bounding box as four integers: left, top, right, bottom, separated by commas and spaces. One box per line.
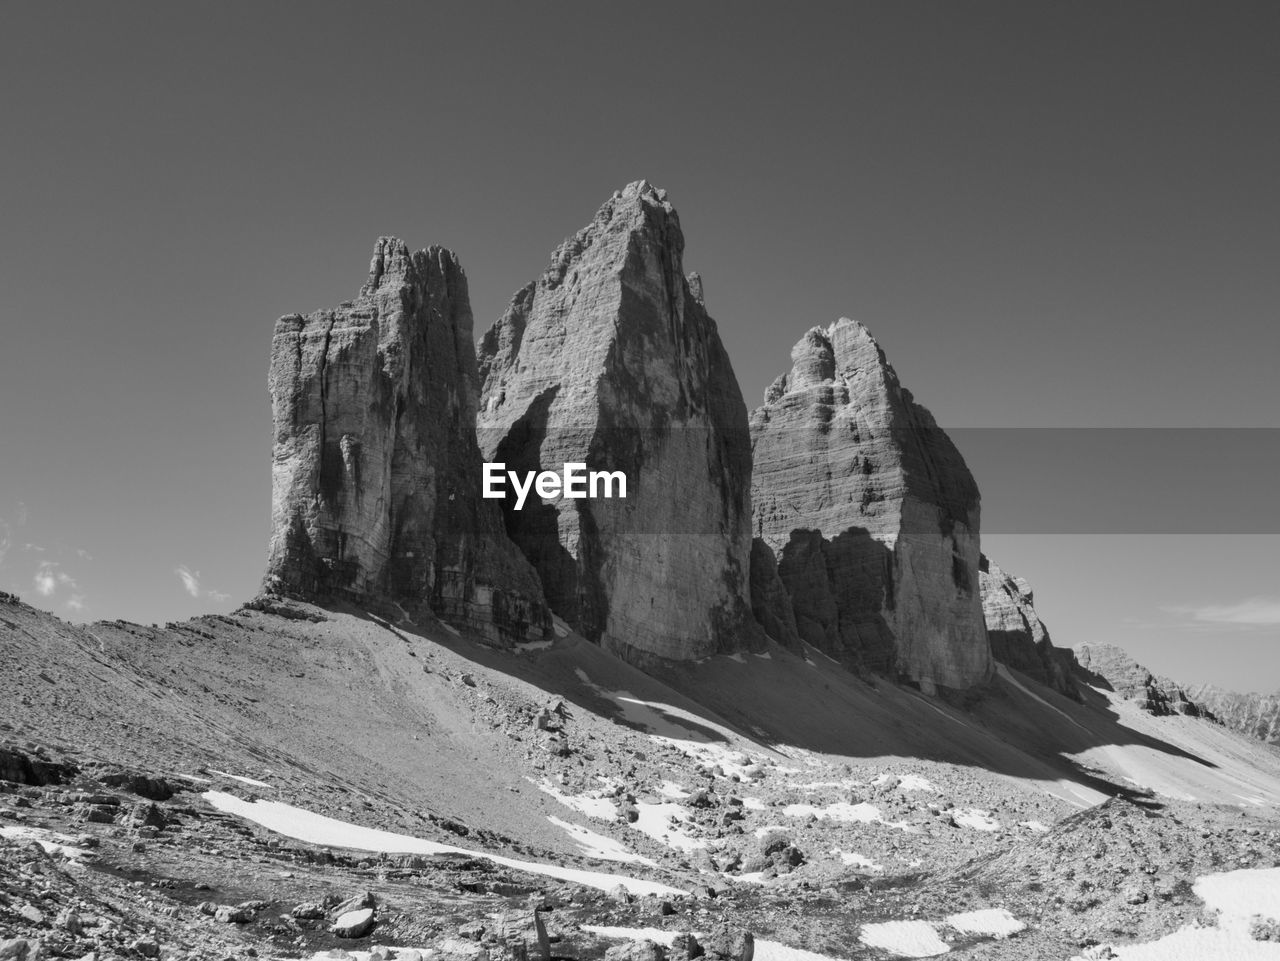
264, 238, 548, 644
477, 182, 763, 663
749, 318, 991, 693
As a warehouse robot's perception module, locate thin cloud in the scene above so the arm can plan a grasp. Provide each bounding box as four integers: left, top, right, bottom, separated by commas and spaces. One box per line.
33, 562, 57, 596
1164, 597, 1280, 630
175, 565, 201, 597
0, 519, 9, 567
66, 594, 86, 612
175, 565, 232, 605
34, 561, 78, 598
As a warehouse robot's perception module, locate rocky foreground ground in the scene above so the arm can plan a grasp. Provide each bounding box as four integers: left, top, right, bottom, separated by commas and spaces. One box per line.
4, 721, 1280, 961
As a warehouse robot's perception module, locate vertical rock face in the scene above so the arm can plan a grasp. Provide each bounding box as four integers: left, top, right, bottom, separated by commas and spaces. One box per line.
978, 555, 1079, 699
264, 239, 548, 643
476, 181, 762, 663
749, 318, 992, 692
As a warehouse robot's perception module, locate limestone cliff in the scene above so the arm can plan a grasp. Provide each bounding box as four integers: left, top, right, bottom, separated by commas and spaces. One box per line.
1185, 686, 1280, 744
1073, 644, 1213, 718
476, 181, 762, 662
264, 239, 548, 643
979, 555, 1079, 699
749, 318, 992, 692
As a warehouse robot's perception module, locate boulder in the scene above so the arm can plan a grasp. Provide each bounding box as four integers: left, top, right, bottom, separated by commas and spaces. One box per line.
605, 941, 667, 961
263, 240, 549, 645
330, 907, 375, 939
749, 318, 992, 692
477, 181, 763, 662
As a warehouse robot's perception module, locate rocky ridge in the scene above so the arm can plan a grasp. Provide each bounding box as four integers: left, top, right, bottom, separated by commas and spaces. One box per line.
476, 181, 762, 663
748, 318, 992, 693
1072, 644, 1214, 719
264, 240, 548, 644
1185, 686, 1280, 745
978, 554, 1079, 699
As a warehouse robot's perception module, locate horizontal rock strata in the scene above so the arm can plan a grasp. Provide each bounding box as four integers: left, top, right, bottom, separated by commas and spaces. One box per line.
749, 318, 992, 693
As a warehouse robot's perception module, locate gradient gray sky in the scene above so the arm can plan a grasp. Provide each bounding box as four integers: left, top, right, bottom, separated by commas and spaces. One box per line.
1, 2, 1276, 690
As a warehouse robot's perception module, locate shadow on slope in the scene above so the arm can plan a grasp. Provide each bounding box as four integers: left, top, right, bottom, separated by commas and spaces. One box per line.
5, 592, 1279, 857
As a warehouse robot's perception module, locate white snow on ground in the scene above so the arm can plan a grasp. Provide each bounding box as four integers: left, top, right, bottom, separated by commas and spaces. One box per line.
530, 778, 619, 820
170, 772, 212, 784
1019, 820, 1050, 833
742, 797, 767, 811
1072, 867, 1280, 961
583, 925, 848, 961
202, 791, 684, 897
831, 848, 882, 871
546, 816, 653, 865
573, 669, 769, 782
657, 781, 690, 799
949, 808, 1000, 831
0, 825, 89, 858
632, 801, 708, 852
754, 825, 789, 838
858, 920, 950, 957
583, 926, 678, 945
946, 909, 1025, 937
209, 769, 271, 788
873, 773, 936, 793
783, 801, 881, 824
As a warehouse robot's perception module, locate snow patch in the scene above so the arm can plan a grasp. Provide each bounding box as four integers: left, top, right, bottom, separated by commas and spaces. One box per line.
631, 801, 707, 852
202, 791, 683, 897
832, 848, 882, 871
0, 825, 89, 858
783, 801, 881, 824
657, 781, 690, 799
945, 909, 1025, 938
949, 808, 1000, 831
546, 816, 652, 865
209, 769, 271, 788
858, 920, 950, 957
1070, 866, 1280, 961
530, 778, 619, 820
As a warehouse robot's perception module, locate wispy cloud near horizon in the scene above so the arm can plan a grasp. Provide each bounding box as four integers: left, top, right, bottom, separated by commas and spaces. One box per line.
1164, 597, 1280, 630
175, 565, 231, 605
34, 560, 79, 600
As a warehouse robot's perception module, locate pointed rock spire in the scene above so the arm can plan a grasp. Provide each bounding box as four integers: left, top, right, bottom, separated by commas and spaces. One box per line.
477, 182, 763, 662
749, 318, 992, 692
264, 239, 549, 643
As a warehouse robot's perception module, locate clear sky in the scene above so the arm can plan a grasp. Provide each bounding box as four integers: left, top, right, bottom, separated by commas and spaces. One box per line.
1, 2, 1276, 690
